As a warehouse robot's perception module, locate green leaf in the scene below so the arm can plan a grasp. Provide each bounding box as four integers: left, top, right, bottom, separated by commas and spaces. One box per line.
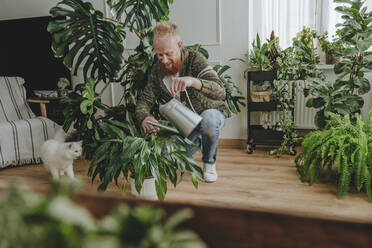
334, 61, 348, 74
357, 40, 372, 51
191, 173, 199, 189
48, 0, 125, 82
315, 110, 327, 129
107, 0, 173, 32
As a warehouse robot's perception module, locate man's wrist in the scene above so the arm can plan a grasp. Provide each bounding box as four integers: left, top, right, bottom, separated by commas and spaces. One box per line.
192, 78, 202, 90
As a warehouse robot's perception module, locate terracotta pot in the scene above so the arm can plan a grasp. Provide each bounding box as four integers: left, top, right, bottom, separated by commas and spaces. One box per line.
326, 54, 340, 65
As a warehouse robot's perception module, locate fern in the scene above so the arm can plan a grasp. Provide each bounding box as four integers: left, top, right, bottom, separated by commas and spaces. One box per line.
295, 110, 372, 201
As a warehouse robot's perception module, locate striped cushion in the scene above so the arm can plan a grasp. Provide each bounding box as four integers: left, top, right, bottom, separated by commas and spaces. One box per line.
0, 76, 36, 122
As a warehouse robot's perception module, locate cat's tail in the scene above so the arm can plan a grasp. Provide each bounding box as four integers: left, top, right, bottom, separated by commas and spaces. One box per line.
53, 127, 66, 142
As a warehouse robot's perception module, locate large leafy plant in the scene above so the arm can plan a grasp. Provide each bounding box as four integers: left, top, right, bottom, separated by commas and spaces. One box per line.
295, 110, 372, 202
0, 180, 206, 247
48, 0, 244, 196
89, 112, 203, 200
305, 0, 372, 128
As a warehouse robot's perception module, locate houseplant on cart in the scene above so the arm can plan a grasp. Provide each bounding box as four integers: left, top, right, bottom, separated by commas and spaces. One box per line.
234, 29, 322, 156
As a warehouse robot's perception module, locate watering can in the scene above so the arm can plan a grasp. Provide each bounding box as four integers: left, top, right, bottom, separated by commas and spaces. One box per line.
147, 98, 202, 137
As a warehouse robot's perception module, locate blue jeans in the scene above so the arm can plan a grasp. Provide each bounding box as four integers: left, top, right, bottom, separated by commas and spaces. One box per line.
185, 109, 226, 164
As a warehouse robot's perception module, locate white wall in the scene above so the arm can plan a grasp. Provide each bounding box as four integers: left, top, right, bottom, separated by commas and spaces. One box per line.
2, 0, 372, 139
0, 0, 106, 20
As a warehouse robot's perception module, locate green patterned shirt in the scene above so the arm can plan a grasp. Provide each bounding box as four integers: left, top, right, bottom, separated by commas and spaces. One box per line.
135, 48, 230, 124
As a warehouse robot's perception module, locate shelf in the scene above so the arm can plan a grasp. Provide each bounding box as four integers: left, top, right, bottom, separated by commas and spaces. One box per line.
248, 101, 278, 112
249, 125, 284, 140
316, 64, 334, 70
248, 70, 277, 82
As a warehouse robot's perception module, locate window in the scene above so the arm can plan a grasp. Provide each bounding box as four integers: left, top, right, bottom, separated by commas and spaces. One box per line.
248, 0, 372, 49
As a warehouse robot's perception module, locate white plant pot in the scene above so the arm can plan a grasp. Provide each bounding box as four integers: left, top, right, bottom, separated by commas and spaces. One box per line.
130, 177, 158, 200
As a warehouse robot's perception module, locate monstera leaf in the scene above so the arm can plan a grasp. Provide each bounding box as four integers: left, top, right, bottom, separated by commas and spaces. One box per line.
48, 0, 125, 82
107, 0, 173, 31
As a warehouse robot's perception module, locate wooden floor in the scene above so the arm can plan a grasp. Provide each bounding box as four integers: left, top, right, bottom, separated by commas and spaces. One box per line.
1, 147, 372, 224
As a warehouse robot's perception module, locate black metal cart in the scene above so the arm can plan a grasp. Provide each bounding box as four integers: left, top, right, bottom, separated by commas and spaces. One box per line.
246, 70, 296, 155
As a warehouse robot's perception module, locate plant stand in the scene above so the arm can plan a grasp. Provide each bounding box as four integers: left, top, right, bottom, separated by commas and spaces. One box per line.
246, 71, 296, 155
130, 177, 158, 200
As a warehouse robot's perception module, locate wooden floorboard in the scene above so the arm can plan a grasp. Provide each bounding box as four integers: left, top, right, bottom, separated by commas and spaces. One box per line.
1, 147, 372, 224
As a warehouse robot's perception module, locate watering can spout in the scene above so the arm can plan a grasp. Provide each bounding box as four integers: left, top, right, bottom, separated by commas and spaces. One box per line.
159, 98, 202, 137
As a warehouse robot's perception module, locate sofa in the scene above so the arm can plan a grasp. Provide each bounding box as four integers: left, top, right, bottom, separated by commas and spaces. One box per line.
0, 76, 58, 168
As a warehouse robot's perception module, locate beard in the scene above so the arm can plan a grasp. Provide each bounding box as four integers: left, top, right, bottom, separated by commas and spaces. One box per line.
160, 57, 182, 76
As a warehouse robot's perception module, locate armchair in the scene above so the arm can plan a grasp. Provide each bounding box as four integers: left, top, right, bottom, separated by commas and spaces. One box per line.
0, 76, 58, 168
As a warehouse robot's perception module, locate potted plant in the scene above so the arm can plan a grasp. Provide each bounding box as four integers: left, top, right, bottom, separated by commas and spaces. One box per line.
295, 110, 372, 202
318, 31, 345, 64
233, 28, 323, 156
48, 0, 244, 198
304, 0, 372, 129
88, 110, 203, 200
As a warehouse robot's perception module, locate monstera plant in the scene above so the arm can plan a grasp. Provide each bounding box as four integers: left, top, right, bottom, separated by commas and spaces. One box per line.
48, 0, 244, 196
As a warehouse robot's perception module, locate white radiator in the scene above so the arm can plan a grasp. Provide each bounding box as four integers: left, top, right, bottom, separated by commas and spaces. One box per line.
259, 81, 317, 130
294, 89, 317, 129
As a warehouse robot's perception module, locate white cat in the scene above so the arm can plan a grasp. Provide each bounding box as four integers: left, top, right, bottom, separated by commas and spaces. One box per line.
41, 128, 82, 179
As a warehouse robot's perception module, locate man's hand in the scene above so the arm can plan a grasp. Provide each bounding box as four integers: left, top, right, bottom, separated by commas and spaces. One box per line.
171, 76, 202, 97
142, 116, 159, 134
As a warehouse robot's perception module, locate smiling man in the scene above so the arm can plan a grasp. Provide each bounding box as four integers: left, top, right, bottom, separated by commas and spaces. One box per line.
135, 22, 229, 183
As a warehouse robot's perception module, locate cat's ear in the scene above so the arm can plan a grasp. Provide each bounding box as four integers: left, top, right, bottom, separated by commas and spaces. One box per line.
68, 144, 72, 149
78, 141, 83, 146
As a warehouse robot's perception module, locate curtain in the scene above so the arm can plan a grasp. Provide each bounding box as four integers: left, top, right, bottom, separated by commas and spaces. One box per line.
319, 0, 372, 37
248, 0, 316, 49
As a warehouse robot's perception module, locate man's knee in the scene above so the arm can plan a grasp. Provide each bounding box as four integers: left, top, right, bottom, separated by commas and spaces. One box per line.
200, 109, 225, 137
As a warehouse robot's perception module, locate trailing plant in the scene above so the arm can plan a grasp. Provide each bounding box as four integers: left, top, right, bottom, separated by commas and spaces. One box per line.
269, 28, 324, 156
305, 0, 372, 128
295, 110, 372, 201
0, 180, 206, 247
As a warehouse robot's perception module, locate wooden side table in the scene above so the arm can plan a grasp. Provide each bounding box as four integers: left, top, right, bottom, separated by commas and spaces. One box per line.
27, 96, 65, 125
26, 98, 50, 118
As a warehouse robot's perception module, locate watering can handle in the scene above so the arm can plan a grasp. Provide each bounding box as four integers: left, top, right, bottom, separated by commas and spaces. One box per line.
184, 89, 197, 113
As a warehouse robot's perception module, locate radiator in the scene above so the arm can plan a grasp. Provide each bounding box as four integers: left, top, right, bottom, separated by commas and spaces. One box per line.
259, 81, 317, 130
294, 90, 317, 129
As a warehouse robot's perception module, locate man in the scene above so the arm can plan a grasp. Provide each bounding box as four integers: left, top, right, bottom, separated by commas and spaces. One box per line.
135, 22, 229, 183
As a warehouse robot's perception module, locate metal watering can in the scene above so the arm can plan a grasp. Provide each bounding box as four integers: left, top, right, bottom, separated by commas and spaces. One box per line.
147, 96, 202, 137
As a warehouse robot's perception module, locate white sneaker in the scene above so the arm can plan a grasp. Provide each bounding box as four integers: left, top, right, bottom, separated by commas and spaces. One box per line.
203, 163, 218, 183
